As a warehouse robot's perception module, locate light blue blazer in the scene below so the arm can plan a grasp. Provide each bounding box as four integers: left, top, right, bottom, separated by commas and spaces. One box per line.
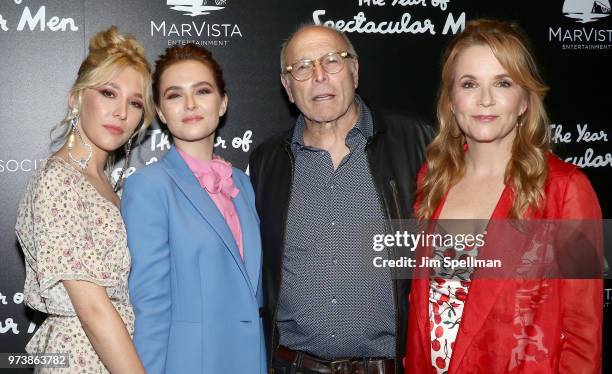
121, 146, 266, 374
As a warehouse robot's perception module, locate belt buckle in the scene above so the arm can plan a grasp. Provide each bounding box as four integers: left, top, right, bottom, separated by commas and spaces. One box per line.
329, 358, 352, 374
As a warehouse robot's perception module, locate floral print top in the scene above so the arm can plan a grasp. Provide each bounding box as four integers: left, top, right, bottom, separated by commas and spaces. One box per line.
429, 244, 478, 373
15, 157, 133, 373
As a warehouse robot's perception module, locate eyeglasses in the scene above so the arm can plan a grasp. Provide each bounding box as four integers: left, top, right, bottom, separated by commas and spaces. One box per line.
283, 51, 355, 81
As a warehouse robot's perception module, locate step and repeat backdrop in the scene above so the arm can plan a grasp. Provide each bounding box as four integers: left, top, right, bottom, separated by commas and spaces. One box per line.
1, 0, 610, 371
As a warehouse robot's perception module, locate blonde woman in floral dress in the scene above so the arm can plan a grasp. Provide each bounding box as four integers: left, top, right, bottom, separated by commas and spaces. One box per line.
15, 26, 154, 373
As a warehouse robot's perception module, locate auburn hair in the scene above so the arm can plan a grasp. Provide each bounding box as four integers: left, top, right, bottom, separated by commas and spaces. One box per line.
416, 19, 551, 219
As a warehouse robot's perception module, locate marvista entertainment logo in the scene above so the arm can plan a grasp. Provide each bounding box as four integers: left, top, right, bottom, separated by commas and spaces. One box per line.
563, 0, 610, 23
152, 0, 241, 47
548, 0, 612, 50
167, 0, 227, 17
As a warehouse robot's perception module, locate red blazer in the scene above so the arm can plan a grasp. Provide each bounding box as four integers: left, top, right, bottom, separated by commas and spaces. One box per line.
405, 155, 603, 373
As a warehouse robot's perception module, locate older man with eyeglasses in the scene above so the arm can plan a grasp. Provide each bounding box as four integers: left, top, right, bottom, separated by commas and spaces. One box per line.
249, 24, 434, 374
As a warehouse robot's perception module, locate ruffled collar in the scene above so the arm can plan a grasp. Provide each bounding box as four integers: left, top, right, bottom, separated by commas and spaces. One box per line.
177, 148, 239, 198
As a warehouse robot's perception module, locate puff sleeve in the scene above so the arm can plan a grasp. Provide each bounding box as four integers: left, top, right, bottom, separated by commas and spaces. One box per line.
16, 161, 121, 316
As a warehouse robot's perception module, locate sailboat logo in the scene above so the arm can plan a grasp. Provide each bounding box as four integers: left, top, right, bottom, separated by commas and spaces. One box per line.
563, 0, 610, 23
166, 0, 227, 17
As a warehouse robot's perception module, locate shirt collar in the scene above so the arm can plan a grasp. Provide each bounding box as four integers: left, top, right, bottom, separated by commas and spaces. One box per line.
291, 95, 373, 151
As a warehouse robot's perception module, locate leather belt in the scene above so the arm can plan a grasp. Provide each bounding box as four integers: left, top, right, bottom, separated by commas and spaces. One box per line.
273, 345, 395, 374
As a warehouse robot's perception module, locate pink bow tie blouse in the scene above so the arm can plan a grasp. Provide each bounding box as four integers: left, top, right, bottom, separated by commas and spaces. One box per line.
178, 148, 244, 259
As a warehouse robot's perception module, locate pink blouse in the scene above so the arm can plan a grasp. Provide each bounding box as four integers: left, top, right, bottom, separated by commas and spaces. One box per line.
177, 148, 244, 259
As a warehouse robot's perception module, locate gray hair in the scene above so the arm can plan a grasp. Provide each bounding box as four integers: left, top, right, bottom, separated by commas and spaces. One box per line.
279, 23, 358, 72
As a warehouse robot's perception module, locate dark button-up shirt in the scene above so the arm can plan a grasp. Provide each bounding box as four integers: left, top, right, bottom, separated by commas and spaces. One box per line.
276, 96, 395, 359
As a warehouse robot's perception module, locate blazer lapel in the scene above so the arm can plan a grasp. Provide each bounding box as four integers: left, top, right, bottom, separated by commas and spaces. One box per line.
161, 147, 250, 281
413, 195, 446, 369
232, 174, 261, 294
448, 280, 507, 372
448, 187, 516, 372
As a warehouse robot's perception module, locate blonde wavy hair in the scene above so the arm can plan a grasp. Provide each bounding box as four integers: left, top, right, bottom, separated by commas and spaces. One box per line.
416, 19, 551, 219
51, 26, 154, 159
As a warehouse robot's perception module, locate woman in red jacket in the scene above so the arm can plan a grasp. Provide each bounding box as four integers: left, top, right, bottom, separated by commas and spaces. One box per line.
405, 19, 602, 373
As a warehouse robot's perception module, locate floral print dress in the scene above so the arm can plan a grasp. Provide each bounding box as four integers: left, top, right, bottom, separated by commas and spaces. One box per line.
15, 157, 134, 373
429, 245, 478, 373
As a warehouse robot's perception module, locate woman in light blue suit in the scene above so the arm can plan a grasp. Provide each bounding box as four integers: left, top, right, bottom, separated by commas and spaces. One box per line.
121, 44, 266, 374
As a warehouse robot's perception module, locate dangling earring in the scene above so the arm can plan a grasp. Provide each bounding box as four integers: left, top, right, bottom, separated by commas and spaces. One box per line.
113, 135, 134, 192
67, 109, 92, 172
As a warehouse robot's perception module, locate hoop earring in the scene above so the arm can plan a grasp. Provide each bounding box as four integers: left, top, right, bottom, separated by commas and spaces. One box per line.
113, 135, 134, 192
67, 110, 92, 172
